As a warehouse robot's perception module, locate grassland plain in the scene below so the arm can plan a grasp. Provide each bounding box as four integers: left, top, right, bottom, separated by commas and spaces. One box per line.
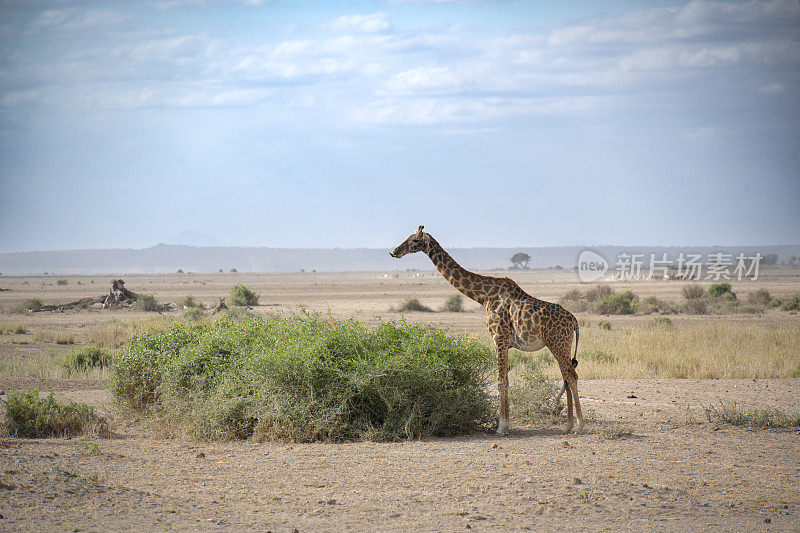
1, 269, 799, 531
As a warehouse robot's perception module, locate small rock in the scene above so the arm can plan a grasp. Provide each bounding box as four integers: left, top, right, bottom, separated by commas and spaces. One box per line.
764, 518, 771, 524
491, 443, 499, 449
627, 394, 638, 399
561, 441, 571, 449
327, 499, 336, 505
572, 477, 582, 485
196, 452, 205, 459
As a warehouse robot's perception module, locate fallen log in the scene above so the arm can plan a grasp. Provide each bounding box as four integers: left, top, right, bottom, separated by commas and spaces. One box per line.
103, 279, 137, 309
29, 279, 172, 313
210, 297, 227, 315
37, 296, 105, 312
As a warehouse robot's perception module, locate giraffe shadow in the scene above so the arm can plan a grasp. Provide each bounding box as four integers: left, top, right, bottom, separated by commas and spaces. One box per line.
506, 427, 574, 438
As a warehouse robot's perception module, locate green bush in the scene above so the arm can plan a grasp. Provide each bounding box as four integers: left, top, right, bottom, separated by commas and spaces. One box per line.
396, 297, 433, 313
746, 288, 771, 306
559, 289, 588, 313
180, 295, 204, 309
583, 285, 614, 302
562, 289, 583, 301
3, 390, 109, 437
652, 316, 673, 327
441, 294, 464, 312
111, 315, 494, 441
684, 298, 707, 314
56, 279, 68, 286
510, 359, 562, 425
61, 346, 113, 372
182, 307, 206, 322
593, 290, 638, 315
638, 295, 676, 315
682, 285, 705, 300
223, 305, 256, 321
229, 284, 258, 307
598, 320, 611, 330
10, 298, 43, 314
133, 294, 161, 312
708, 282, 736, 300
781, 294, 800, 311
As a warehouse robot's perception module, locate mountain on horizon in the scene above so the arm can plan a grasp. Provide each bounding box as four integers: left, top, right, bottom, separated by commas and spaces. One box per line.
1, 243, 799, 276
166, 231, 225, 247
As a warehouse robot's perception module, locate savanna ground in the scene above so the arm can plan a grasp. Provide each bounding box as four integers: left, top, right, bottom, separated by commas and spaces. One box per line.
1, 269, 799, 531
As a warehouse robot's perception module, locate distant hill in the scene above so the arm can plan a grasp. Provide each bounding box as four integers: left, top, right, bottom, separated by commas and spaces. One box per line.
1, 243, 798, 276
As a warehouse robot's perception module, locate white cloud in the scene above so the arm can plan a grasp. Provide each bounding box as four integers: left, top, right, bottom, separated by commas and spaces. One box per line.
3, 0, 799, 129
0, 89, 41, 108
388, 67, 462, 92
30, 8, 126, 32
759, 82, 785, 95
328, 13, 389, 34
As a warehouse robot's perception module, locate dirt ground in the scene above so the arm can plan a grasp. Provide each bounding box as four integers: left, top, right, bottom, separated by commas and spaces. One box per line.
1, 270, 799, 531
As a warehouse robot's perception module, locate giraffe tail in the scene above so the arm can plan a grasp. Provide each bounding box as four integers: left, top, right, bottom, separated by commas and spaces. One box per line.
571, 323, 579, 369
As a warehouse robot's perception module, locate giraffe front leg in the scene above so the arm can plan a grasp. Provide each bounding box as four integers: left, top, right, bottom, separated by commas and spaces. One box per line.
494, 335, 511, 436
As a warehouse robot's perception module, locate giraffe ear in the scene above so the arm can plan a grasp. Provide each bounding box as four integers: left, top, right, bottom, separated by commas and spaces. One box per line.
416, 225, 424, 235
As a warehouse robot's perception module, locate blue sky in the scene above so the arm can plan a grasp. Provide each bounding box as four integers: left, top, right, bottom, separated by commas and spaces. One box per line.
1, 0, 798, 252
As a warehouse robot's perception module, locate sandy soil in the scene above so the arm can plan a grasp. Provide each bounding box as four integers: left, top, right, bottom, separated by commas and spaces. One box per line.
1, 379, 798, 532
1, 270, 799, 531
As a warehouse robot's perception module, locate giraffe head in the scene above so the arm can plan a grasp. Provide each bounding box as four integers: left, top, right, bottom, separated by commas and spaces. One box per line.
390, 225, 430, 258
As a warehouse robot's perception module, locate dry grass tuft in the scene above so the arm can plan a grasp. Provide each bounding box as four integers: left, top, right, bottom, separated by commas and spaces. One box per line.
597, 425, 634, 439
704, 403, 800, 428
87, 316, 174, 348
0, 320, 28, 334
33, 328, 76, 345
564, 322, 800, 379
395, 297, 434, 313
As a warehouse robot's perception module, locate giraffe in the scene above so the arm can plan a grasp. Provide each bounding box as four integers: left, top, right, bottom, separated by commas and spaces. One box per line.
390, 226, 584, 435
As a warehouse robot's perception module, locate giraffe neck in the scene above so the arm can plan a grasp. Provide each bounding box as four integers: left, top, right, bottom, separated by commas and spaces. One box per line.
426, 236, 491, 305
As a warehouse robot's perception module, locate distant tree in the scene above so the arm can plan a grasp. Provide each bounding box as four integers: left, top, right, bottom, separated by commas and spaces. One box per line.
762, 253, 779, 265
230, 268, 238, 273
509, 252, 531, 270
218, 268, 223, 273
177, 268, 184, 273
786, 254, 799, 267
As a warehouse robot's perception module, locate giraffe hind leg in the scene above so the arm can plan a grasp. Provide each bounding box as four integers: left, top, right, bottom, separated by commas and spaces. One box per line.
564, 383, 574, 433
556, 380, 568, 403
566, 373, 585, 433
551, 345, 584, 434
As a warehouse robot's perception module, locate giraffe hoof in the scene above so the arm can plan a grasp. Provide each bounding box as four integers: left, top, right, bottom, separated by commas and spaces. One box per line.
575, 421, 586, 434
496, 419, 509, 436
563, 423, 574, 434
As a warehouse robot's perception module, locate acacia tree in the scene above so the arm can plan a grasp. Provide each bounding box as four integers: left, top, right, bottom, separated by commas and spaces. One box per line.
510, 252, 531, 270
